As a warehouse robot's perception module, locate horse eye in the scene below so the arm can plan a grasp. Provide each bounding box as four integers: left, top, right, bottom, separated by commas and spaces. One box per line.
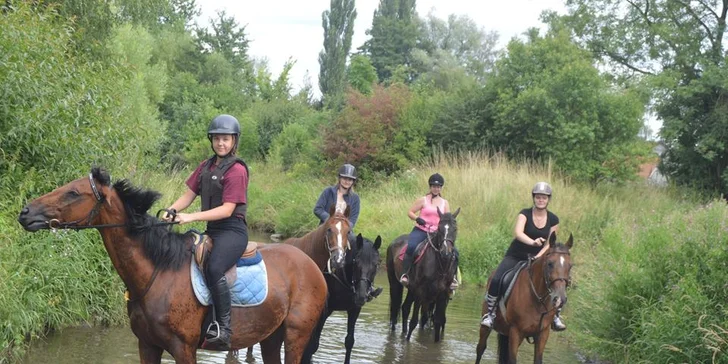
65, 190, 81, 198
547, 261, 554, 268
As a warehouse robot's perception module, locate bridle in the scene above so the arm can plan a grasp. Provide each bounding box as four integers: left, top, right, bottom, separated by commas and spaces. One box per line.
323, 215, 351, 273
528, 251, 571, 306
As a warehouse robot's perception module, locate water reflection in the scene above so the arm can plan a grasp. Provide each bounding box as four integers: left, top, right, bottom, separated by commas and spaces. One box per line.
24, 234, 581, 363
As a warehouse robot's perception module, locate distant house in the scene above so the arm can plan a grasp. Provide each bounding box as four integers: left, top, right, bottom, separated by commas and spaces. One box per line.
638, 143, 667, 186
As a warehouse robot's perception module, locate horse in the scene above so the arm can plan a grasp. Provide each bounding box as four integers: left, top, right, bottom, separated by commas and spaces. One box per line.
302, 233, 383, 364
386, 208, 460, 342
283, 204, 352, 273
475, 233, 573, 364
17, 167, 328, 364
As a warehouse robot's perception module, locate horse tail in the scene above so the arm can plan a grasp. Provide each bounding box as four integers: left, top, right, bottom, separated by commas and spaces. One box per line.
386, 244, 403, 331
497, 333, 509, 364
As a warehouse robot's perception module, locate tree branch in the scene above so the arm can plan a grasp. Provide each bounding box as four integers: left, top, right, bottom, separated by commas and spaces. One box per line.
603, 50, 656, 75
675, 0, 716, 47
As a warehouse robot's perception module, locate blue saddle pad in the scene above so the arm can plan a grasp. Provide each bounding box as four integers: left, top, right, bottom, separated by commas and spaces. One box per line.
190, 252, 268, 307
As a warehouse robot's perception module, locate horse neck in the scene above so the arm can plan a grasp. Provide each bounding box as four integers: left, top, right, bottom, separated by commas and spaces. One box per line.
527, 257, 551, 305
416, 237, 452, 283
96, 194, 157, 298
295, 223, 331, 271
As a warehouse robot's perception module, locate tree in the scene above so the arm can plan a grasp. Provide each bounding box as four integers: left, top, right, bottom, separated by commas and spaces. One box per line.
359, 0, 418, 82
318, 0, 357, 108
347, 54, 378, 94
550, 0, 728, 194
196, 10, 250, 70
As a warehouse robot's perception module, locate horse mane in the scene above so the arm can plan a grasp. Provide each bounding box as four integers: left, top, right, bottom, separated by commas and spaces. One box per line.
92, 167, 191, 271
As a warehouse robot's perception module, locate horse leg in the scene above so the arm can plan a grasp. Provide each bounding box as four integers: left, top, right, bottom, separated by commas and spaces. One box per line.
138, 340, 164, 364
246, 346, 255, 361
497, 333, 509, 364
260, 328, 284, 364
406, 300, 421, 341
475, 326, 491, 364
301, 305, 332, 364
401, 290, 415, 335
533, 329, 551, 364
433, 296, 448, 343
344, 307, 362, 364
507, 329, 524, 364
388, 264, 403, 332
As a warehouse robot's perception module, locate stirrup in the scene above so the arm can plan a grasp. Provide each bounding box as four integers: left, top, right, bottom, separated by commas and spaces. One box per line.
399, 274, 409, 285
206, 321, 221, 340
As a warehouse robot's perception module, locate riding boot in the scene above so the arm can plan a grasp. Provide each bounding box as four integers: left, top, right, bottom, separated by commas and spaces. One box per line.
552, 308, 566, 331
206, 276, 232, 349
480, 294, 498, 327
400, 253, 414, 286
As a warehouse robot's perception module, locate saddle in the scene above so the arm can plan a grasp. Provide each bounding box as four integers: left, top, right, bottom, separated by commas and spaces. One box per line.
190, 231, 258, 276
397, 239, 429, 264
496, 260, 529, 315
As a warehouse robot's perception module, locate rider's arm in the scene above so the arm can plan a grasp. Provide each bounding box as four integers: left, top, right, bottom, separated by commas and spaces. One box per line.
168, 188, 197, 213
348, 194, 360, 229
534, 224, 559, 258
313, 188, 331, 223
176, 202, 236, 224
407, 197, 425, 221
514, 213, 540, 246
443, 199, 450, 214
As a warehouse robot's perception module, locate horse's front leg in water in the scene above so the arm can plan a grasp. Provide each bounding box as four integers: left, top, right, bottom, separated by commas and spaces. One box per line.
138, 340, 163, 364
533, 329, 551, 364
344, 307, 362, 364
406, 300, 421, 341
508, 328, 524, 364
401, 291, 415, 335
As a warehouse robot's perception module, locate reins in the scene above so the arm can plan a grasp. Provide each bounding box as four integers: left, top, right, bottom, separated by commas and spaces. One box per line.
526, 250, 571, 334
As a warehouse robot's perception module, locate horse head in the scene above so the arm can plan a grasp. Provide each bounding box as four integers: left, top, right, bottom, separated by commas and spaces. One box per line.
435, 207, 460, 255
351, 234, 382, 307
18, 167, 116, 231
324, 203, 352, 272
541, 233, 574, 309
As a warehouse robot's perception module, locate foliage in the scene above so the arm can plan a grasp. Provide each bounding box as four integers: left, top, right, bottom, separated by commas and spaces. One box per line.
359, 0, 419, 82
318, 0, 357, 108
552, 0, 728, 194
347, 54, 378, 95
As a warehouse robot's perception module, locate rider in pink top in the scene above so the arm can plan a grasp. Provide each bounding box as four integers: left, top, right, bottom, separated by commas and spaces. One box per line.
399, 173, 450, 285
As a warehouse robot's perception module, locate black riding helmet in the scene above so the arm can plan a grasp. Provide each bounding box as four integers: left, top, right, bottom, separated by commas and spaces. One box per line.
207, 114, 240, 156
338, 163, 357, 180
428, 173, 444, 186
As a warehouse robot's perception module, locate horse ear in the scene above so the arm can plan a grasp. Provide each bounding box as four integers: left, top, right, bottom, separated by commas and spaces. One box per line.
345, 204, 351, 217
453, 207, 461, 218
549, 232, 557, 246
437, 207, 443, 217
374, 235, 382, 250
328, 203, 336, 218
356, 234, 363, 250
566, 233, 573, 249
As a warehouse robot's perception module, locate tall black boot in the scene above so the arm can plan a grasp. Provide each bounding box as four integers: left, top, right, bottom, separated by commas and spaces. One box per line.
400, 253, 414, 286
207, 276, 232, 349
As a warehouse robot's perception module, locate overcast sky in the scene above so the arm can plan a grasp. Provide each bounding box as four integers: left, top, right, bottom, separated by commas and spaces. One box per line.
196, 0, 566, 94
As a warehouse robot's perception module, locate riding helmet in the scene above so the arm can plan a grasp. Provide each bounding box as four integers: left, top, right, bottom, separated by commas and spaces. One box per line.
531, 182, 552, 196
338, 164, 357, 180
428, 173, 445, 187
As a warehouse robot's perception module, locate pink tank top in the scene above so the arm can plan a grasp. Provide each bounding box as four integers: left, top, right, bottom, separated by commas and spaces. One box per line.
417, 195, 446, 233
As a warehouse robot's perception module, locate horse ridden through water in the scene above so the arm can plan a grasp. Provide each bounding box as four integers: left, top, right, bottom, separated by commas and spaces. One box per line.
387, 207, 460, 342
475, 233, 574, 364
18, 168, 328, 364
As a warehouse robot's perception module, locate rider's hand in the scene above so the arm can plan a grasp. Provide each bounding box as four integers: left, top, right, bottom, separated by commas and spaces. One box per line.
161, 209, 175, 222
533, 237, 545, 246
415, 217, 426, 226
174, 213, 194, 225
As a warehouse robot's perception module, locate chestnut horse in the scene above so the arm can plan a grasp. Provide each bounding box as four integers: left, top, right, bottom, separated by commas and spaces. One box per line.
283, 204, 352, 274
18, 168, 327, 364
387, 208, 460, 343
475, 233, 573, 364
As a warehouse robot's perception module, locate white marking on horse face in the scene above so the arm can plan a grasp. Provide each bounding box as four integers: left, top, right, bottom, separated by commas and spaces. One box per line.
336, 221, 343, 249
560, 256, 565, 267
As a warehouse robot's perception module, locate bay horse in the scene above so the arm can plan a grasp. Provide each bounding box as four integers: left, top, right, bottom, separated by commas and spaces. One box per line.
17, 167, 328, 364
386, 208, 460, 342
475, 233, 573, 364
302, 233, 383, 364
283, 204, 352, 273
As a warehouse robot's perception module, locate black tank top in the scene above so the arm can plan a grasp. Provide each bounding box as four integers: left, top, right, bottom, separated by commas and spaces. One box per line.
505, 208, 559, 260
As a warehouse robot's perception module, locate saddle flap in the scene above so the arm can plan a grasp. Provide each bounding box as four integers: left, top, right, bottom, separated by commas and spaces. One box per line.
191, 232, 213, 270
499, 260, 529, 309
397, 240, 429, 263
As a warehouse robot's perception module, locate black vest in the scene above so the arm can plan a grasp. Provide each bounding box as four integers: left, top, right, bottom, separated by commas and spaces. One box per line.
199, 155, 248, 218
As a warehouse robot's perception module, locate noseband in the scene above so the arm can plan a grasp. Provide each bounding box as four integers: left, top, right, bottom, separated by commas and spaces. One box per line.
528, 251, 571, 307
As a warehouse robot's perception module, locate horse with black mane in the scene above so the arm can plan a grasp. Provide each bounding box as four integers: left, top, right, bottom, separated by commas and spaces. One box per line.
302, 233, 383, 364
18, 168, 328, 364
475, 233, 573, 364
387, 208, 460, 342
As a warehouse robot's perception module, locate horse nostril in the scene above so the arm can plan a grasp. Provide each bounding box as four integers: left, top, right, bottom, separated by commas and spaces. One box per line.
20, 207, 29, 216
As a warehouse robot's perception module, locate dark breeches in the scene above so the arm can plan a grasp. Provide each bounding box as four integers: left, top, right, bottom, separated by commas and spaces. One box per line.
406, 227, 429, 256
206, 218, 248, 283
487, 255, 521, 297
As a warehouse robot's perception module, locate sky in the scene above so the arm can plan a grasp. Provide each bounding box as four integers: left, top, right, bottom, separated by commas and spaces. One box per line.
196, 0, 566, 95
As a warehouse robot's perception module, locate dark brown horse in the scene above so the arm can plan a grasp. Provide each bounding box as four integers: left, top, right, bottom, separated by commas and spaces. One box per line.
17, 168, 328, 364
475, 233, 573, 364
387, 208, 460, 342
283, 205, 352, 273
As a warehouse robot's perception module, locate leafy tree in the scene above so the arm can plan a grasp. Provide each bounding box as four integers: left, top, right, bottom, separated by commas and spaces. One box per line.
196, 10, 250, 70
415, 12, 499, 84
347, 54, 378, 94
319, 0, 357, 108
550, 0, 728, 194
481, 30, 647, 183
359, 0, 419, 82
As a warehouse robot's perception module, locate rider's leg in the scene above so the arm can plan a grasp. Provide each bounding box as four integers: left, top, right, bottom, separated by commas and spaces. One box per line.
552, 307, 566, 331
400, 228, 427, 285
481, 256, 518, 327
205, 223, 248, 349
